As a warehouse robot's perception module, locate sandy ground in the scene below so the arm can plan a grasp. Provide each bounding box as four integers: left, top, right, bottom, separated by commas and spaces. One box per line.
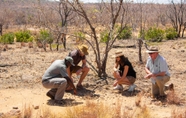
0, 39, 186, 117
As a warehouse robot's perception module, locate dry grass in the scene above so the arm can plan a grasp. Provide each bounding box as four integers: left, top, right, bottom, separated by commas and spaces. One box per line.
22, 104, 33, 118
135, 92, 144, 107
166, 90, 184, 105
39, 107, 61, 118
171, 108, 186, 118
64, 100, 113, 118
1, 97, 186, 118
136, 105, 151, 118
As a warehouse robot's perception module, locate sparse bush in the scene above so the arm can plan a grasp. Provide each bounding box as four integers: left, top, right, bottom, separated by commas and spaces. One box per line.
0, 33, 14, 44
15, 30, 33, 42
165, 28, 177, 40
36, 30, 53, 51
138, 29, 145, 38
117, 26, 132, 40
144, 27, 164, 42
74, 31, 85, 42
166, 91, 183, 105
38, 30, 53, 44
100, 30, 109, 43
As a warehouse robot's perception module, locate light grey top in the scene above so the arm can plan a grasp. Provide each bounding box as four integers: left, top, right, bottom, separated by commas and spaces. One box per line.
42, 59, 68, 81
146, 54, 170, 76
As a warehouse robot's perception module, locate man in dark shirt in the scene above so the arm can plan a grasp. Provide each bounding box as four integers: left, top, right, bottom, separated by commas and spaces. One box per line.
68, 44, 90, 90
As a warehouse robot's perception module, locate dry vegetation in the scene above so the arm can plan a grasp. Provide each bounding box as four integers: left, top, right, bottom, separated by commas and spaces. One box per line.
0, 37, 186, 118
0, 0, 186, 118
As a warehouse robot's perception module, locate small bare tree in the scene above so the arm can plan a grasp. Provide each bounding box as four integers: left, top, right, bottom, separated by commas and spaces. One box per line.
67, 0, 130, 79
166, 0, 186, 37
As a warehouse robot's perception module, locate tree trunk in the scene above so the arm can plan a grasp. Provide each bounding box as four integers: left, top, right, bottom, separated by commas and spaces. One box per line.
182, 27, 185, 37
56, 34, 61, 51
138, 39, 143, 63
182, 22, 186, 37
49, 43, 52, 51
0, 24, 2, 36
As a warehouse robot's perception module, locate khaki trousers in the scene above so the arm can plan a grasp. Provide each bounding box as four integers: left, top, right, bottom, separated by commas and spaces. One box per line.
152, 75, 170, 97
42, 78, 67, 100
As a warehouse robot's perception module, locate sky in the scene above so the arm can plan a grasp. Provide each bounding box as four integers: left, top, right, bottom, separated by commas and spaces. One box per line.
49, 0, 182, 4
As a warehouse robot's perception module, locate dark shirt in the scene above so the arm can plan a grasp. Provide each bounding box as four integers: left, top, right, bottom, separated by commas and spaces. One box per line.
69, 49, 85, 66
119, 59, 136, 78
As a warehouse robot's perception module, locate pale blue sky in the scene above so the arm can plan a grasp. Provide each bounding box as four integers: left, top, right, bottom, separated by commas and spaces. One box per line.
49, 0, 182, 4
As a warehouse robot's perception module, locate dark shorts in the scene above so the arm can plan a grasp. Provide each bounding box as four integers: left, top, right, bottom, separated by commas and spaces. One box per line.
70, 66, 82, 73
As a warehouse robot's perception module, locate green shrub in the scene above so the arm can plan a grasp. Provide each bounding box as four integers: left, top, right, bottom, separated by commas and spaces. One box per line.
138, 29, 145, 38
117, 26, 132, 40
144, 27, 164, 42
100, 30, 109, 43
165, 28, 177, 40
15, 30, 33, 42
38, 30, 53, 44
0, 33, 14, 44
74, 32, 85, 41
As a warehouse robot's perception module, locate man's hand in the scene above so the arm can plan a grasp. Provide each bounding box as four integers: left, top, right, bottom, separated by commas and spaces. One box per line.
144, 73, 157, 79
144, 73, 152, 79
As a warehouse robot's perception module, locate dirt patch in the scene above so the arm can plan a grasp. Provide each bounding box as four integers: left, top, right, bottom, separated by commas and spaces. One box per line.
0, 39, 186, 117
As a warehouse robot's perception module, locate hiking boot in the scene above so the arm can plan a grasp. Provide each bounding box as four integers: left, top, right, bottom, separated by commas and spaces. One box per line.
54, 100, 66, 105
46, 92, 54, 100
128, 84, 136, 92
113, 84, 123, 90
157, 95, 167, 100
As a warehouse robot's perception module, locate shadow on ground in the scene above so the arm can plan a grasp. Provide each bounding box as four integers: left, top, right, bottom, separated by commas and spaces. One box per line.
121, 89, 141, 97
66, 87, 100, 100
47, 98, 83, 107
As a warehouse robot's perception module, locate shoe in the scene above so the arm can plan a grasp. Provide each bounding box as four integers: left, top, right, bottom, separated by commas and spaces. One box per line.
113, 84, 123, 90
46, 92, 54, 100
54, 100, 66, 105
157, 95, 166, 100
128, 84, 136, 92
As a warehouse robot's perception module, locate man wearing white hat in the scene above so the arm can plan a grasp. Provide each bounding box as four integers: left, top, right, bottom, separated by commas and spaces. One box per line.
145, 46, 171, 99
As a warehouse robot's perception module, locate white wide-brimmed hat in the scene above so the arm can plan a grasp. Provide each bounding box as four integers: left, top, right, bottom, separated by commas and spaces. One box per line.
112, 50, 124, 57
146, 46, 159, 53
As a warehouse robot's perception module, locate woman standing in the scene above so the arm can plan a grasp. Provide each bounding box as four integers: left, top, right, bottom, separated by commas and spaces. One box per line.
113, 50, 137, 92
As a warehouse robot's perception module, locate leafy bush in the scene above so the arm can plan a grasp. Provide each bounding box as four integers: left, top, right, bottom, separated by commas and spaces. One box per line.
117, 26, 132, 40
38, 30, 53, 44
144, 27, 164, 42
74, 32, 85, 41
165, 28, 177, 40
100, 30, 109, 43
0, 33, 14, 44
138, 29, 145, 38
15, 30, 33, 42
